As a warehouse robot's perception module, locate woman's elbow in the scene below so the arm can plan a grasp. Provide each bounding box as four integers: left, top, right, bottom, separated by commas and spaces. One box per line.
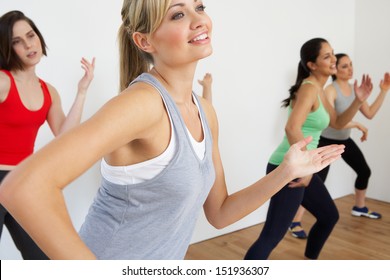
0, 171, 31, 210
330, 123, 343, 130
329, 118, 345, 130
284, 124, 300, 138
205, 214, 227, 230
0, 176, 17, 209
0, 188, 7, 207
209, 220, 226, 230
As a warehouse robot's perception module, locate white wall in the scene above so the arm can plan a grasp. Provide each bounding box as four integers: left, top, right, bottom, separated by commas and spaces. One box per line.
0, 0, 123, 260
0, 0, 388, 260
354, 0, 390, 203
190, 0, 357, 242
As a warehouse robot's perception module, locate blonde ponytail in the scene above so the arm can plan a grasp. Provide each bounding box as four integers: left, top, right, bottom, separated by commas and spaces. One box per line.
118, 23, 149, 92
118, 0, 171, 92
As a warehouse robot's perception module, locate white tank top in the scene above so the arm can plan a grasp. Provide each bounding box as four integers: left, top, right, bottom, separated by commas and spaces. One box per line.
101, 94, 205, 185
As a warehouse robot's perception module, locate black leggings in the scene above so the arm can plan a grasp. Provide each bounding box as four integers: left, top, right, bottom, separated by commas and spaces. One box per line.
244, 163, 339, 260
317, 136, 371, 190
0, 170, 48, 260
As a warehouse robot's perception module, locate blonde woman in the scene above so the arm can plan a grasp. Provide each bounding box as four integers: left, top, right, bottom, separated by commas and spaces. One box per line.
0, 1, 343, 260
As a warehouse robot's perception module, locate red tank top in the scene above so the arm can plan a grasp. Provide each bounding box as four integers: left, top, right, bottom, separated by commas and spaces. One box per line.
0, 70, 52, 165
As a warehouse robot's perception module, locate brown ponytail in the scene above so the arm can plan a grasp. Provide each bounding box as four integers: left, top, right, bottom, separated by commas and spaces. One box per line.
282, 38, 328, 107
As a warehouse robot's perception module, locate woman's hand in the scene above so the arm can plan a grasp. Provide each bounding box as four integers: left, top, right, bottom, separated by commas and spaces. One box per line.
77, 57, 96, 94
354, 74, 373, 103
198, 73, 213, 102
282, 136, 345, 180
355, 122, 368, 142
379, 72, 390, 92
198, 72, 212, 88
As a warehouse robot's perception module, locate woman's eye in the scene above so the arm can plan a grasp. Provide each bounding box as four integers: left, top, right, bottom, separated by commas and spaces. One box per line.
196, 4, 206, 12
172, 12, 184, 20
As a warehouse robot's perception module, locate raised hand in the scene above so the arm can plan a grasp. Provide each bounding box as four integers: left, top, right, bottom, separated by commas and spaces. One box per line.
379, 72, 390, 92
198, 72, 212, 88
354, 74, 373, 103
78, 57, 96, 93
198, 73, 213, 102
282, 136, 345, 180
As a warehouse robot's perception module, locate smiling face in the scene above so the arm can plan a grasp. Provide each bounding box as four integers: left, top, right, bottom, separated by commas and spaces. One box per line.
335, 55, 353, 81
147, 0, 213, 67
311, 42, 337, 77
12, 20, 43, 69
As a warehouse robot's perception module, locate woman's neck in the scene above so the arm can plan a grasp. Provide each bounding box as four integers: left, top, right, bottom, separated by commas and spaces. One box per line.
334, 78, 350, 87
150, 63, 197, 105
11, 66, 38, 84
306, 74, 328, 89
335, 78, 353, 95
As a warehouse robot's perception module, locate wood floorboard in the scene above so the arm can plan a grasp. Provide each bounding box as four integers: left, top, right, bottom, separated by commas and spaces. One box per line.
185, 195, 390, 260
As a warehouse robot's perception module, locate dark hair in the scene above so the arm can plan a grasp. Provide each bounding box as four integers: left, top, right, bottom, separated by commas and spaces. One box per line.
331, 53, 348, 81
282, 38, 328, 107
0, 10, 47, 71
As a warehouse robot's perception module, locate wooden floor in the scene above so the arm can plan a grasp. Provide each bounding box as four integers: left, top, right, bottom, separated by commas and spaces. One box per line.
185, 195, 390, 260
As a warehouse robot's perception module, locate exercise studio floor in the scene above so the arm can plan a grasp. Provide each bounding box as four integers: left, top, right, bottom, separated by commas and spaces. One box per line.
185, 195, 390, 260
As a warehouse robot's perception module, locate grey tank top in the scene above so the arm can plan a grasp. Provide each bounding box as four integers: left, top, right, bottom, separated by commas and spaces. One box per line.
79, 73, 215, 259
321, 81, 355, 140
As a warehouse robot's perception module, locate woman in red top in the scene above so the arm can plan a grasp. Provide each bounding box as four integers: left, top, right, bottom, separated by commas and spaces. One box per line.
0, 10, 95, 259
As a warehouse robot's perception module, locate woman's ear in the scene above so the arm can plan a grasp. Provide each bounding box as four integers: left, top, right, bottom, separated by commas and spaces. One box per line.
307, 61, 316, 72
132, 32, 154, 53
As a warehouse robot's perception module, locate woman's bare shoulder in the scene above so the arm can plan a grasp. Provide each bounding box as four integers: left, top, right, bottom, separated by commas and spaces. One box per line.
97, 81, 168, 128
0, 71, 11, 101
296, 82, 320, 101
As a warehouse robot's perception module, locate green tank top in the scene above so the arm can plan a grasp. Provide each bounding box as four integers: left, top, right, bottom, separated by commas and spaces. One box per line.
269, 81, 330, 165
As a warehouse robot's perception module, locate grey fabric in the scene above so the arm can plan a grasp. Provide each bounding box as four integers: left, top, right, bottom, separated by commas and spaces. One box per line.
321, 81, 355, 140
79, 73, 215, 259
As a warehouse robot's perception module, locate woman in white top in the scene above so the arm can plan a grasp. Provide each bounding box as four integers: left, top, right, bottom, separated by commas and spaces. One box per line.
0, 0, 344, 259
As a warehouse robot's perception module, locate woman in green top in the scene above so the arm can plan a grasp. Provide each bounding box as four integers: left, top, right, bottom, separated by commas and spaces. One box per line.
244, 38, 372, 260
